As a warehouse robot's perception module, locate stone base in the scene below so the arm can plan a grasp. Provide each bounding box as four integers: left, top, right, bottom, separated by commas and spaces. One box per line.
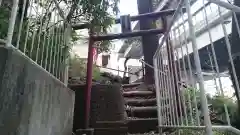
76, 128, 94, 135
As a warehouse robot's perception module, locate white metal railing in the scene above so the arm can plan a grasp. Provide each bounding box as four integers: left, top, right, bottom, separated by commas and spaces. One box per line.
171, 3, 231, 49
0, 0, 72, 84
153, 0, 240, 135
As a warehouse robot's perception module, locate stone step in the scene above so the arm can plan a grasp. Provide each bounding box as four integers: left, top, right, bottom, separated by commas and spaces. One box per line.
95, 121, 127, 128
123, 83, 155, 92
87, 127, 127, 135
127, 118, 158, 133
92, 121, 128, 135
126, 106, 158, 118
125, 98, 157, 106
122, 83, 142, 88
123, 91, 155, 97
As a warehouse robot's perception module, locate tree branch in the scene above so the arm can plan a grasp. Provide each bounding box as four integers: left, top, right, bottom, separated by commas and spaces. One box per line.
53, 0, 66, 20
66, 0, 80, 23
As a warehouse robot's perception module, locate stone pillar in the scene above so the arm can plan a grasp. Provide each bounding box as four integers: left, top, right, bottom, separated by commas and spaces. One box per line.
137, 0, 159, 84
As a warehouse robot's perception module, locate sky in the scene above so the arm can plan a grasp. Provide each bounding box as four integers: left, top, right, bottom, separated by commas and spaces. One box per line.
118, 0, 138, 16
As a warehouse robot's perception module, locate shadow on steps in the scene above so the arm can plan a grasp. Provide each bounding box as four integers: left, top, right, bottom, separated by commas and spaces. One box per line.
69, 84, 127, 135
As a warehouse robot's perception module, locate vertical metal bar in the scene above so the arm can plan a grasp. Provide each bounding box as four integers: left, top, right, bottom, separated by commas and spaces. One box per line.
154, 0, 185, 58
35, 0, 48, 62
6, 0, 20, 47
184, 0, 213, 134
180, 9, 200, 126
166, 59, 172, 125
161, 50, 168, 125
63, 25, 71, 86
165, 59, 172, 125
161, 51, 168, 126
52, 14, 57, 75
44, 28, 52, 69
217, 5, 238, 126
0, 0, 2, 6
158, 54, 165, 126
58, 23, 63, 80
169, 36, 183, 126
166, 44, 176, 126
40, 30, 47, 67
29, 29, 37, 57
16, 0, 27, 48
29, 1, 40, 58
50, 12, 57, 74
154, 57, 162, 126
177, 25, 194, 125
179, 46, 194, 126
218, 5, 240, 97
56, 18, 61, 78
53, 25, 58, 76
179, 51, 186, 126
56, 22, 62, 79
52, 14, 59, 76
175, 49, 188, 126
201, 0, 225, 95
23, 0, 34, 54
173, 29, 190, 126
48, 26, 54, 73
84, 28, 95, 128
206, 47, 219, 93
175, 51, 182, 126
157, 56, 164, 133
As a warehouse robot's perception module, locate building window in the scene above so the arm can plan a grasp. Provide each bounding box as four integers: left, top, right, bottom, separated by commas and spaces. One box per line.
102, 55, 110, 67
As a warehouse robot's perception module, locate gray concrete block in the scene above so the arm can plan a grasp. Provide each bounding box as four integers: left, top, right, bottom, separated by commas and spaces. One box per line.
0, 46, 75, 135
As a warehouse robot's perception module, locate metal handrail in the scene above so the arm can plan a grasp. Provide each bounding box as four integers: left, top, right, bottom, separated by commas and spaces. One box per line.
139, 59, 166, 75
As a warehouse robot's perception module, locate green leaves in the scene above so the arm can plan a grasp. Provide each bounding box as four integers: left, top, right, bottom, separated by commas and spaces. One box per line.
184, 86, 240, 126
72, 0, 119, 53
69, 54, 102, 80
0, 7, 10, 39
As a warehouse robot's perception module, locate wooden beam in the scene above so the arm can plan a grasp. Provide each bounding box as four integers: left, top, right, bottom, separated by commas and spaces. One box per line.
92, 28, 164, 41
72, 9, 178, 30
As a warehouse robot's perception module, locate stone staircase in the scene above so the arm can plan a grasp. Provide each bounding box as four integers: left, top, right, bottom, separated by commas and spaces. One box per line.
122, 83, 159, 134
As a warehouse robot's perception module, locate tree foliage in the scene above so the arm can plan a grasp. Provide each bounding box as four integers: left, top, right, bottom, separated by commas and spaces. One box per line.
68, 54, 101, 80
184, 86, 240, 129
70, 0, 119, 53
0, 0, 119, 78
0, 0, 120, 53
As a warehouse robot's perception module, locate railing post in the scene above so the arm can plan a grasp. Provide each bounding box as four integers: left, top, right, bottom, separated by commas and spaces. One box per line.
184, 0, 213, 134
63, 25, 72, 86
6, 0, 20, 47
153, 57, 162, 133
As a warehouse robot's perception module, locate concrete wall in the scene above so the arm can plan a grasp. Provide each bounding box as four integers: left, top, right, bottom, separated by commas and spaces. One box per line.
69, 84, 126, 133
0, 46, 75, 135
